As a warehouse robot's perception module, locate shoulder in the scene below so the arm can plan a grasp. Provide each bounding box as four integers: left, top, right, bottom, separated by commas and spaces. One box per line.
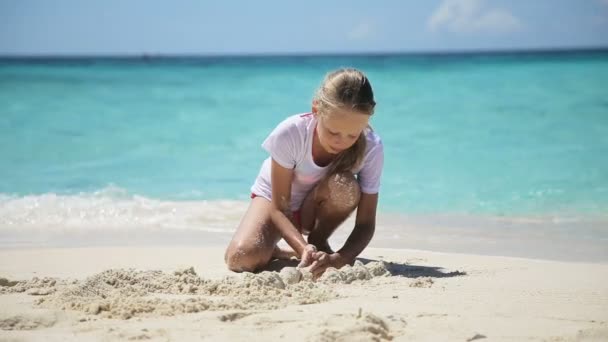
355, 127, 384, 192
263, 113, 313, 153
271, 112, 313, 135
364, 128, 383, 154
356, 128, 383, 170
262, 113, 314, 166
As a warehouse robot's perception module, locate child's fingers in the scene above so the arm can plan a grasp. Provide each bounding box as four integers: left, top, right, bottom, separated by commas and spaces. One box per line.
316, 253, 328, 263
297, 249, 316, 268
312, 263, 328, 279
297, 258, 310, 268
313, 251, 326, 260
309, 254, 329, 274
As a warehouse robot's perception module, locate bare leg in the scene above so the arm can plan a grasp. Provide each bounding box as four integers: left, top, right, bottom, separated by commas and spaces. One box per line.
224, 197, 282, 272
299, 172, 361, 253
225, 173, 359, 271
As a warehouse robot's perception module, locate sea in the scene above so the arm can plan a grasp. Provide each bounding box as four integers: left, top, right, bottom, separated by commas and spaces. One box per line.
1, 50, 607, 261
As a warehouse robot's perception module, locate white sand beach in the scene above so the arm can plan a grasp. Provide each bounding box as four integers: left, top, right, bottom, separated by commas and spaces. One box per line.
3, 4, 608, 341
1, 246, 607, 341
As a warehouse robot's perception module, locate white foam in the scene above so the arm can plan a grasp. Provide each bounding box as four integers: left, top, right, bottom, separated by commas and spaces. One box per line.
1, 187, 607, 262
0, 186, 248, 233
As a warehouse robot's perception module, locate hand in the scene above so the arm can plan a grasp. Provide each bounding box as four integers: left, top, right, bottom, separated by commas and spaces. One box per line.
297, 244, 318, 268
309, 252, 346, 279
307, 236, 334, 254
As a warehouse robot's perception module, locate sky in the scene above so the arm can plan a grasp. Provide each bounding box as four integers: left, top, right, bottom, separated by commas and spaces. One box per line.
1, 0, 608, 55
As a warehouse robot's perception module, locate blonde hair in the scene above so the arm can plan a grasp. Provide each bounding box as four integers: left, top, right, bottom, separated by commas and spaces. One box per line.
314, 68, 376, 176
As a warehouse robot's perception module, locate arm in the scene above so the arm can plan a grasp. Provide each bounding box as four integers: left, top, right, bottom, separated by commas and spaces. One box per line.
336, 138, 383, 265
309, 192, 379, 277
335, 192, 379, 266
268, 159, 310, 257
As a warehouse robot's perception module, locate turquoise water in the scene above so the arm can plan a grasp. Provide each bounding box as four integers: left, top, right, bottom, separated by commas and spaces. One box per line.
1, 51, 608, 218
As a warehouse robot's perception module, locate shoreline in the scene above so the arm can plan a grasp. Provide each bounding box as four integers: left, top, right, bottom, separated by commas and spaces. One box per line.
2, 214, 607, 263
2, 192, 606, 263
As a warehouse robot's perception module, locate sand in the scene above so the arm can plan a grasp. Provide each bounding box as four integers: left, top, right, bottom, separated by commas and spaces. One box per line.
0, 246, 607, 341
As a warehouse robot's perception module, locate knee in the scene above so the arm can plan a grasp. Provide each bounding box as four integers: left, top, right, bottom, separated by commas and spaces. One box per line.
224, 242, 269, 273
323, 172, 361, 213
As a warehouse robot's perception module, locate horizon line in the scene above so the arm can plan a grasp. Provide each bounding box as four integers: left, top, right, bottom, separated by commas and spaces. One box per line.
1, 46, 608, 59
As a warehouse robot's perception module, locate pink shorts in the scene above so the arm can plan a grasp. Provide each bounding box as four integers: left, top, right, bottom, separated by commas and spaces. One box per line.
250, 193, 301, 228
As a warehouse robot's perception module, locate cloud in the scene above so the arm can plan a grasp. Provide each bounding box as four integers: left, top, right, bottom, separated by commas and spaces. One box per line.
348, 21, 375, 41
428, 0, 523, 34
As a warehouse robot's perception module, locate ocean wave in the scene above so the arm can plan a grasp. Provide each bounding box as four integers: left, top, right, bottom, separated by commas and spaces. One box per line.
1, 187, 607, 261
0, 185, 248, 233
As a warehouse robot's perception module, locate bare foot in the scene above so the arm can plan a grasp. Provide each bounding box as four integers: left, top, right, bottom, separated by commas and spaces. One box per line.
272, 245, 298, 260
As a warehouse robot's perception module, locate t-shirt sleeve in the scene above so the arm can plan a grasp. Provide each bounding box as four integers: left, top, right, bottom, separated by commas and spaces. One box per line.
358, 141, 384, 194
261, 119, 301, 169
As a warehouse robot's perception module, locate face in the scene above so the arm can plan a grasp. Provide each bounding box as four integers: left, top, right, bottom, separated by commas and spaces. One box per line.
314, 107, 370, 154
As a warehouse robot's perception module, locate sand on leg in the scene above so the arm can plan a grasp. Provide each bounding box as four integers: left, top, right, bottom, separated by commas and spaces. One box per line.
300, 172, 361, 253
224, 197, 282, 272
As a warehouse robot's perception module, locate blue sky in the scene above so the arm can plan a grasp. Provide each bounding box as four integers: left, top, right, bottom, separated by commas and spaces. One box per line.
1, 0, 608, 55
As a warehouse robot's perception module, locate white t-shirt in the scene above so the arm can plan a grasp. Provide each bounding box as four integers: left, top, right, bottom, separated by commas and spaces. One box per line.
250, 113, 384, 211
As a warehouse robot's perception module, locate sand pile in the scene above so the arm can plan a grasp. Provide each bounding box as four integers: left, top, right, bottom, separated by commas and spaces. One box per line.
0, 276, 67, 295
313, 310, 398, 342
0, 261, 391, 320
318, 260, 389, 284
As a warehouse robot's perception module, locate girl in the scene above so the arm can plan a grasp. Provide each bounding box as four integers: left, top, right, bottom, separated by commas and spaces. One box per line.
225, 68, 383, 279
